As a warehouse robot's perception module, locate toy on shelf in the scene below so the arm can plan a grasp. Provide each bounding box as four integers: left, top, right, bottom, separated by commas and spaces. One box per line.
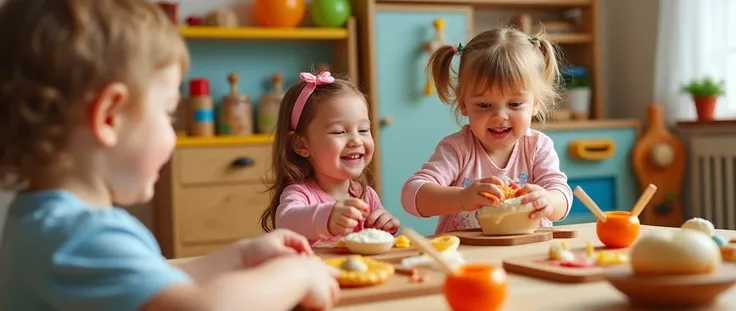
310, 0, 352, 27
185, 16, 203, 26
257, 73, 284, 134
632, 104, 686, 227
573, 184, 657, 248
253, 0, 306, 28
204, 7, 239, 28
187, 78, 215, 137
219, 73, 253, 136
421, 18, 445, 96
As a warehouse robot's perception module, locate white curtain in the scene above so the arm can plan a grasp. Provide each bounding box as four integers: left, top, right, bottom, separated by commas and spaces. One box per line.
654, 0, 735, 124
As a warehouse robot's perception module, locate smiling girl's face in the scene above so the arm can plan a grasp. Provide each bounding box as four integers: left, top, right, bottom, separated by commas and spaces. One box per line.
460, 85, 537, 154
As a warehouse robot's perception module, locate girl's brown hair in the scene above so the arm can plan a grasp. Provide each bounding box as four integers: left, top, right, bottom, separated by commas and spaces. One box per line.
0, 0, 189, 188
428, 27, 562, 123
259, 72, 371, 232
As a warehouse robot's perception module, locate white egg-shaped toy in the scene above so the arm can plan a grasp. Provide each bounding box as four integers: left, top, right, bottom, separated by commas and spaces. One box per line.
681, 217, 715, 237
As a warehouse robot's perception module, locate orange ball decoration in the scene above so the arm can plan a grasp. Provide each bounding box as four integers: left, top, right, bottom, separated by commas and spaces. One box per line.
444, 264, 508, 311
253, 0, 306, 28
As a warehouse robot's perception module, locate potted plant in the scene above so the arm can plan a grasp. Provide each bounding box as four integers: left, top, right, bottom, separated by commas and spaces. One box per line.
681, 77, 725, 121
561, 66, 592, 120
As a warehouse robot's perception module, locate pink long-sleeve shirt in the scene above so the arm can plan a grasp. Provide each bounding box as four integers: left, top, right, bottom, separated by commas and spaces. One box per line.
402, 126, 573, 235
275, 181, 384, 246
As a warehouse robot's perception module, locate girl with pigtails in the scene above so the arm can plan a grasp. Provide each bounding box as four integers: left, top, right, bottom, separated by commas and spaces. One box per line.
401, 28, 573, 235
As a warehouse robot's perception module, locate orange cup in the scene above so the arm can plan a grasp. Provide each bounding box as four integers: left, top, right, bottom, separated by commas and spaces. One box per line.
596, 211, 640, 248
444, 264, 507, 311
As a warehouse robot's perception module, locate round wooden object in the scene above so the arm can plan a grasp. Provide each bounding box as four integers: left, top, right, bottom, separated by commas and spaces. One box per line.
451, 229, 553, 246
605, 264, 736, 308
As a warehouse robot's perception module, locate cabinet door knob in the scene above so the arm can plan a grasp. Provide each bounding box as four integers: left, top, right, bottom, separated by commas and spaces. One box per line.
231, 157, 255, 168
380, 116, 393, 127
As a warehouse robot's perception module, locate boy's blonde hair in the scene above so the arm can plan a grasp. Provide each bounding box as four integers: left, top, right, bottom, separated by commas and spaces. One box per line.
259, 72, 371, 233
428, 27, 562, 123
0, 0, 189, 188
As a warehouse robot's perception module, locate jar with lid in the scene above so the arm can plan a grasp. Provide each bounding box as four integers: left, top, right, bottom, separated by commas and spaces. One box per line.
219, 73, 253, 136
187, 78, 215, 137
258, 73, 284, 134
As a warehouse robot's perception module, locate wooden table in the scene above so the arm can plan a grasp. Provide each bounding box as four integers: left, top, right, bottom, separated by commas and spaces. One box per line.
335, 223, 736, 311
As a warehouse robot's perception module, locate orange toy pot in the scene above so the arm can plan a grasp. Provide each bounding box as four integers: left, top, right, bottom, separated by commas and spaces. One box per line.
444, 264, 507, 311
253, 0, 306, 28
596, 211, 641, 248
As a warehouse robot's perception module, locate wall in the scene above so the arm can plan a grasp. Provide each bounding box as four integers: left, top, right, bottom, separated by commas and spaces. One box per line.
0, 0, 663, 233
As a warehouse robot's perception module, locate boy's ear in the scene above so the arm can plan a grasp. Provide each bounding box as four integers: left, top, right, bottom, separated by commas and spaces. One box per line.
88, 83, 129, 147
459, 99, 469, 116
290, 132, 310, 158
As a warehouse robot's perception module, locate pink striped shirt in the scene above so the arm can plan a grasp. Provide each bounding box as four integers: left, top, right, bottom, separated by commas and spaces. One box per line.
401, 126, 572, 235
275, 181, 384, 246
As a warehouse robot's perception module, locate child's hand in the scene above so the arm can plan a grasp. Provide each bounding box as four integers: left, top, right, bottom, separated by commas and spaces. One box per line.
328, 198, 370, 236
518, 184, 553, 219
364, 209, 400, 234
298, 257, 341, 310
237, 229, 313, 268
459, 176, 506, 211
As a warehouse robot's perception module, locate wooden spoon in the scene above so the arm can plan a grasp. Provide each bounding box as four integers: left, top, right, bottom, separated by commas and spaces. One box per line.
573, 186, 607, 222
631, 184, 658, 217
402, 228, 458, 276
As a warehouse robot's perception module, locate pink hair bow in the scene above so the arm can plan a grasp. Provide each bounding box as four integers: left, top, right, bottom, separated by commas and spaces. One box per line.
290, 71, 335, 130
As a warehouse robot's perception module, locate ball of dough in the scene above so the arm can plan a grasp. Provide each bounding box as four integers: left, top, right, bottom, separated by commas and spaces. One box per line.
681, 217, 715, 236
630, 229, 721, 276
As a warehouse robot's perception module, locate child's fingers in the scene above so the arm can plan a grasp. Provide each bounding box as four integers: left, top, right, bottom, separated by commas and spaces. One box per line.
373, 213, 393, 230
480, 192, 500, 204
364, 209, 382, 226
344, 198, 370, 213
477, 184, 504, 202
337, 216, 359, 229
341, 206, 364, 220
478, 176, 506, 185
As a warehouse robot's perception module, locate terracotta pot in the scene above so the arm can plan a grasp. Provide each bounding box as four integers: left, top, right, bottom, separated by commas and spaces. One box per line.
693, 96, 717, 121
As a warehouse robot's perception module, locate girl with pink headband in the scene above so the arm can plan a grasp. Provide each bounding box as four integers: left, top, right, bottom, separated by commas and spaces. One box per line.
259, 71, 400, 246
401, 27, 573, 235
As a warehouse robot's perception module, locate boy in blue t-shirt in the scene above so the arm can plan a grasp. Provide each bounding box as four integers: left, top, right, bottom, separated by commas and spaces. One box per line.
0, 0, 339, 310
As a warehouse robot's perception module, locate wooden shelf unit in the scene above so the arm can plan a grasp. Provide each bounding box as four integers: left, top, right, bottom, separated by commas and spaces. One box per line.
376, 0, 592, 8
179, 26, 349, 40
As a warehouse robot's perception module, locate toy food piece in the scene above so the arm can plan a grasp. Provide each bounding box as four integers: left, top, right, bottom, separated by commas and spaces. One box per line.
394, 235, 410, 248
682, 217, 715, 236
324, 255, 395, 287
548, 241, 628, 267
721, 244, 736, 262
401, 249, 465, 271
431, 235, 460, 252
713, 234, 728, 247
630, 229, 722, 276
548, 242, 574, 261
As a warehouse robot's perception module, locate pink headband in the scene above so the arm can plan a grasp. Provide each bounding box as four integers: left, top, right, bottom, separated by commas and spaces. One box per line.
290, 71, 335, 130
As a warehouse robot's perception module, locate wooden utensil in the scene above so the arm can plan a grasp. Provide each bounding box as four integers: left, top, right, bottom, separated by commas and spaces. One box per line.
402, 228, 457, 276
632, 104, 685, 227
631, 184, 658, 217
573, 186, 607, 222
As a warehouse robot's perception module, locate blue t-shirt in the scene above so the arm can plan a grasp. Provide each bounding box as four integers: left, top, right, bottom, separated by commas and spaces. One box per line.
0, 189, 192, 311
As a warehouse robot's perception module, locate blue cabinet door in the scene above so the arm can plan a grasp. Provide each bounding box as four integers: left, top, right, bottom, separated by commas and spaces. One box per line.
375, 7, 471, 236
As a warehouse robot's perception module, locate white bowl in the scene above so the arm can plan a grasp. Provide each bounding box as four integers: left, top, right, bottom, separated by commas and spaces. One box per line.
475, 197, 537, 236
343, 240, 394, 255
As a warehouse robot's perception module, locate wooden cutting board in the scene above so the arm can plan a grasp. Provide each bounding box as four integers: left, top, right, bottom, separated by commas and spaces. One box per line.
449, 228, 577, 246
502, 246, 630, 283
332, 258, 447, 306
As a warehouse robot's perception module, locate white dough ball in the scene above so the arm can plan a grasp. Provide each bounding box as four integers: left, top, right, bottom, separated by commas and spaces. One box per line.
630, 229, 721, 276
681, 217, 715, 237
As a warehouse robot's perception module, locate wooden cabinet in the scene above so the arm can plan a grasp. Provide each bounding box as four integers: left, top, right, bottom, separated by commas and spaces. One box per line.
154, 140, 271, 258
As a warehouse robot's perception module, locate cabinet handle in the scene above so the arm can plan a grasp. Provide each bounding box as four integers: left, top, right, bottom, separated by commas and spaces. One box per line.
422, 18, 446, 96
231, 157, 255, 168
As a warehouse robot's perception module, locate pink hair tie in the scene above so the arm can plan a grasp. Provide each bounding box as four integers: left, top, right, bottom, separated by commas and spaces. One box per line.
290, 71, 335, 130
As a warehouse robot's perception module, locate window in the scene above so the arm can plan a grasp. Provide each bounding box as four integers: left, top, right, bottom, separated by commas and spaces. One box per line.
726, 1, 736, 116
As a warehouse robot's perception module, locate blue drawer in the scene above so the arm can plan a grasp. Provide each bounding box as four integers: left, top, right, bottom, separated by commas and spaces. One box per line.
543, 127, 638, 225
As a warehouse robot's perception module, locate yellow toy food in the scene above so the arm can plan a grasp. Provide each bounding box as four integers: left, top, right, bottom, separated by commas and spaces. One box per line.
394, 235, 410, 248
323, 255, 395, 287
431, 235, 460, 252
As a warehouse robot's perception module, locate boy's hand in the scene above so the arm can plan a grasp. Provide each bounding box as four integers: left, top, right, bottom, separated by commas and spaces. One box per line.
518, 184, 553, 219
364, 209, 400, 234
328, 198, 370, 236
459, 176, 506, 211
237, 229, 313, 268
